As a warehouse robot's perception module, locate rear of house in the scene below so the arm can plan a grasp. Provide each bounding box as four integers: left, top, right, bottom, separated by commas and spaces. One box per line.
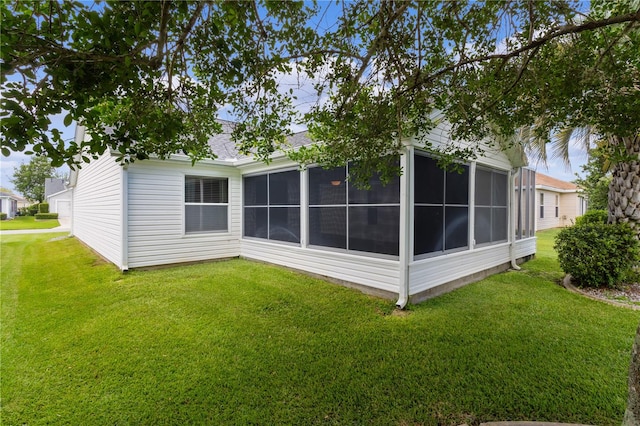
68, 121, 537, 306
535, 172, 586, 230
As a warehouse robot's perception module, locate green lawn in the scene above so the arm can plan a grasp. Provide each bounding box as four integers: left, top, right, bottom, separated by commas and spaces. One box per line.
0, 215, 60, 230
2, 230, 639, 425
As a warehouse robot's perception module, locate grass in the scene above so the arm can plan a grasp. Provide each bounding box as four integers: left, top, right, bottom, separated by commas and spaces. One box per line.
2, 230, 639, 425
0, 216, 60, 230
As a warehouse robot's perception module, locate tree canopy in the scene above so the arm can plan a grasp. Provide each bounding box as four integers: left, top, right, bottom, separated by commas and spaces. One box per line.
2, 0, 639, 178
10, 155, 61, 202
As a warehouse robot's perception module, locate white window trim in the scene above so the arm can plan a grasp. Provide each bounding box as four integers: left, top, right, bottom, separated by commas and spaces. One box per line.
183, 175, 230, 236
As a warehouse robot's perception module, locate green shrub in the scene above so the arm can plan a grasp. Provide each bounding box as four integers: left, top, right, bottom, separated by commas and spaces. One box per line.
575, 209, 608, 226
554, 221, 640, 288
34, 213, 59, 220
28, 204, 39, 216
38, 203, 50, 213
0, 213, 6, 220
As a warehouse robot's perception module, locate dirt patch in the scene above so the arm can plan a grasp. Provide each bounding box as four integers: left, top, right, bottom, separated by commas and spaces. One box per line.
389, 308, 412, 317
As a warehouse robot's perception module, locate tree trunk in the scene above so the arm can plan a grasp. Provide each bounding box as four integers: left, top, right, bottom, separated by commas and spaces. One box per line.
624, 322, 640, 426
608, 135, 640, 237
610, 135, 640, 426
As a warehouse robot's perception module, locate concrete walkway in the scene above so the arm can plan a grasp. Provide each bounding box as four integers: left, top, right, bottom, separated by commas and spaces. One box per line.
479, 422, 593, 426
0, 217, 71, 235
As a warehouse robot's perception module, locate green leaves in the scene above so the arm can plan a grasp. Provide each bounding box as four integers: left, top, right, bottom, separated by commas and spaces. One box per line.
10, 156, 62, 202
1, 0, 638, 180
555, 221, 640, 288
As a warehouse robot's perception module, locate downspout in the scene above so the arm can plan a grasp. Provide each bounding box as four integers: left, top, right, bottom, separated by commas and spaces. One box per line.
121, 165, 129, 271
509, 167, 521, 270
396, 143, 413, 309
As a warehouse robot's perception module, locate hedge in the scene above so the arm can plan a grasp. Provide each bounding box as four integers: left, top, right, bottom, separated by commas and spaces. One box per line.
0, 213, 6, 220
34, 213, 59, 220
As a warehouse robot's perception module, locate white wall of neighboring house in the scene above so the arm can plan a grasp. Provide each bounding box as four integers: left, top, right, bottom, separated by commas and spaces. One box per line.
0, 195, 19, 219
536, 189, 561, 230
47, 188, 73, 218
535, 172, 583, 231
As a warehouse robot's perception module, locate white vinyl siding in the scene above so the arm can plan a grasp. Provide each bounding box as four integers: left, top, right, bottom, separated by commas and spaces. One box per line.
410, 243, 511, 294
48, 189, 73, 218
126, 160, 241, 268
72, 152, 124, 267
241, 239, 400, 294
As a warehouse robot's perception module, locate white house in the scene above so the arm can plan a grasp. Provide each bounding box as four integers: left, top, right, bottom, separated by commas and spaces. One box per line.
45, 178, 72, 218
0, 191, 19, 219
68, 119, 537, 307
535, 172, 586, 230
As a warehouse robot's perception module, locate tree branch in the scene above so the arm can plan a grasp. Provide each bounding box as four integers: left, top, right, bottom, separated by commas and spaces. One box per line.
403, 8, 640, 95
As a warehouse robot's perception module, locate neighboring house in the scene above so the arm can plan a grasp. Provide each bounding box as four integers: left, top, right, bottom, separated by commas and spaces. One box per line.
68, 119, 537, 307
0, 192, 19, 219
47, 188, 72, 218
44, 178, 66, 198
45, 178, 72, 218
535, 172, 586, 230
13, 194, 29, 209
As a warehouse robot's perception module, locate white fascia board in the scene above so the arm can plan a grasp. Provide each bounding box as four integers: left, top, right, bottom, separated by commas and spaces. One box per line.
535, 185, 578, 193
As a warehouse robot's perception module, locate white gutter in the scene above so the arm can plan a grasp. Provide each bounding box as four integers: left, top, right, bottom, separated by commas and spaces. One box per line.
396, 144, 413, 309
510, 167, 521, 270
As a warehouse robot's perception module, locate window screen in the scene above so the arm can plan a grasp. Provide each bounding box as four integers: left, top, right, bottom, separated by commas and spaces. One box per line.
515, 168, 536, 239
185, 177, 228, 233
474, 168, 508, 245
414, 153, 469, 257
243, 170, 301, 244
308, 161, 400, 256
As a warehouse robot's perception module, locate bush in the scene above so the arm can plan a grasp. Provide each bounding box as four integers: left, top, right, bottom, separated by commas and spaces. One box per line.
554, 221, 640, 288
575, 209, 608, 226
34, 213, 59, 220
38, 203, 50, 213
28, 204, 39, 216
0, 213, 6, 220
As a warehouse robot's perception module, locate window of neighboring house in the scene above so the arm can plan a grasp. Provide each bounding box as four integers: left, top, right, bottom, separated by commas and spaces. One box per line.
475, 167, 508, 245
414, 153, 469, 258
539, 193, 545, 218
555, 194, 559, 218
243, 170, 301, 244
308, 161, 400, 256
185, 176, 228, 233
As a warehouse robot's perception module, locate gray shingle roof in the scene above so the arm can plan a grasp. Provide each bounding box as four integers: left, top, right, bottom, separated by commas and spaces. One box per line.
208, 119, 312, 160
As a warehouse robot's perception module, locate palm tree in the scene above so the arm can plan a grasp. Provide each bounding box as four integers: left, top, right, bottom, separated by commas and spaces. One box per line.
526, 126, 640, 238
520, 125, 640, 425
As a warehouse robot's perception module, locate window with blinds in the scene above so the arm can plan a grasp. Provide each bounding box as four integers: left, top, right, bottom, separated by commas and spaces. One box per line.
185, 176, 228, 233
